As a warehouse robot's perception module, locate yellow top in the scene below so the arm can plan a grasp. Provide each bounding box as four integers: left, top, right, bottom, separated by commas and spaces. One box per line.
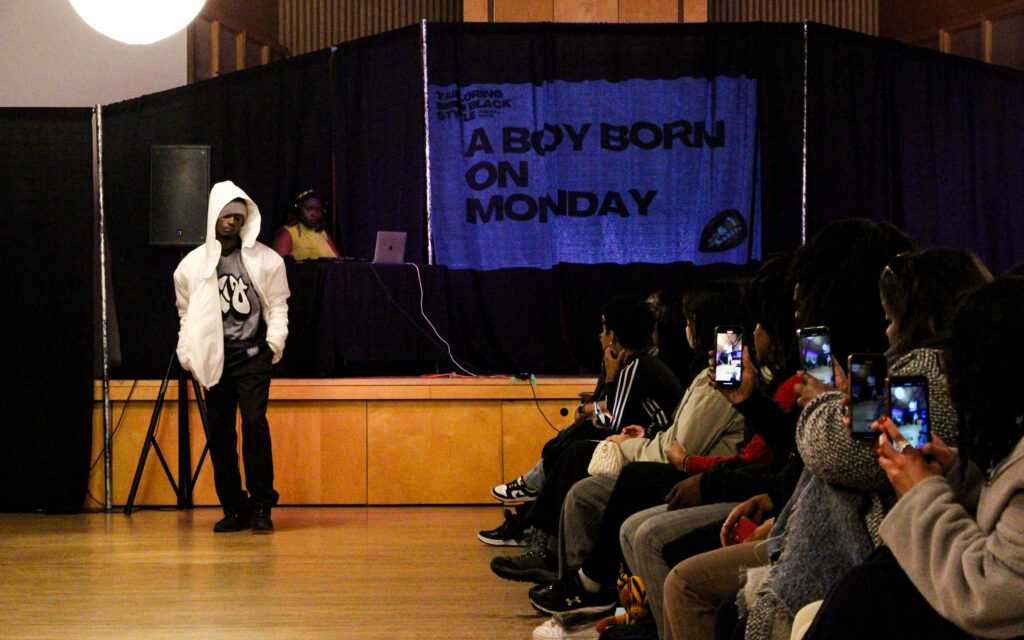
283, 223, 337, 261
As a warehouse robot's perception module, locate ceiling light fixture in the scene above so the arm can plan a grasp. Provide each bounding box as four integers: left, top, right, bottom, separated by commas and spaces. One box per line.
68, 0, 207, 45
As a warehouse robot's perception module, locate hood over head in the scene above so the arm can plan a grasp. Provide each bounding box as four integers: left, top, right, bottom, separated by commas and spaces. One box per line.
203, 181, 261, 271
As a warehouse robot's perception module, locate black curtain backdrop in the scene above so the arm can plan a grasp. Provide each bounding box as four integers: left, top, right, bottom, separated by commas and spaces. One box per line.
0, 108, 94, 512
332, 27, 429, 262
806, 24, 1024, 274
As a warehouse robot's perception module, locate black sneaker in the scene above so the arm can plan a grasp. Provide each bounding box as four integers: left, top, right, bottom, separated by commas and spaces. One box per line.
490, 531, 557, 583
492, 476, 539, 503
529, 573, 617, 616
251, 507, 274, 534
213, 507, 252, 533
478, 509, 529, 546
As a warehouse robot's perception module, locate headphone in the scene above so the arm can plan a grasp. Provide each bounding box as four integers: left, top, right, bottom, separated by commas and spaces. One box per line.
294, 189, 327, 211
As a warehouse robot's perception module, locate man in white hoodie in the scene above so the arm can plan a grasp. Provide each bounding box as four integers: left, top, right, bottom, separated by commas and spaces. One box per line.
173, 181, 290, 533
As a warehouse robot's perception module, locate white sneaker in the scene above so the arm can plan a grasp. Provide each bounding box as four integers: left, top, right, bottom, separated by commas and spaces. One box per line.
533, 617, 599, 640
491, 476, 539, 502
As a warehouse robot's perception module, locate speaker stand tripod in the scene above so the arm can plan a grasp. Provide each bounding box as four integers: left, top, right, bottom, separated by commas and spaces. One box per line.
124, 352, 211, 514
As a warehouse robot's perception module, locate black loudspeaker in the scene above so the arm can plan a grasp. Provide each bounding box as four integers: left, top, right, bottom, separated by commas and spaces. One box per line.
149, 145, 210, 247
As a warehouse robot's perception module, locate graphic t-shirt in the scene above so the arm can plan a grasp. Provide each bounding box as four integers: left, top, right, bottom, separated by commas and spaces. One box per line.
217, 247, 262, 344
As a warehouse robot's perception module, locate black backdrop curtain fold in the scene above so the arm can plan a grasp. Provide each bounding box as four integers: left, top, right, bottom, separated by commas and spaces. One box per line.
0, 108, 94, 512
331, 27, 428, 262
806, 24, 1024, 274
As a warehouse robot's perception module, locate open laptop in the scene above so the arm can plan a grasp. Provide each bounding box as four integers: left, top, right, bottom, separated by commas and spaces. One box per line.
372, 231, 407, 264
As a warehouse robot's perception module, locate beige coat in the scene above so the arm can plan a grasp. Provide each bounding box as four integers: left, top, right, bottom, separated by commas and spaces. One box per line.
880, 436, 1024, 639
618, 372, 745, 464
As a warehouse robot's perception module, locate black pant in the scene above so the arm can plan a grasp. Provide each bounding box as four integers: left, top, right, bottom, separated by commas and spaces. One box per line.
203, 346, 278, 512
541, 418, 609, 473
802, 546, 978, 640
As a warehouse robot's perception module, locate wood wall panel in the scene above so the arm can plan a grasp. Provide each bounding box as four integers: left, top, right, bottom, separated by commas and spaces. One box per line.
684, 0, 708, 22
555, 0, 618, 22
90, 378, 594, 508
318, 402, 369, 504
500, 401, 575, 484
203, 0, 279, 47
464, 0, 491, 21
621, 0, 681, 23
366, 401, 502, 504
879, 0, 1022, 41
494, 0, 554, 22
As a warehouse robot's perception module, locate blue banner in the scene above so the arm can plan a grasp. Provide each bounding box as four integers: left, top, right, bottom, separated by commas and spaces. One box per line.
427, 77, 760, 270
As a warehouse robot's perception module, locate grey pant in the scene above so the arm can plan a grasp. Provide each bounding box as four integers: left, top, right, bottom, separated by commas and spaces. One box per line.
557, 473, 620, 577
620, 502, 738, 639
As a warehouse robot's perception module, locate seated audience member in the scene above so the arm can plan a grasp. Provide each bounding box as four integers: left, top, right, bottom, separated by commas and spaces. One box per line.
649, 289, 694, 384
479, 290, 690, 550
271, 188, 340, 260
515, 282, 751, 617
734, 246, 993, 640
480, 296, 667, 547
802, 275, 1024, 640
534, 255, 799, 638
490, 296, 685, 583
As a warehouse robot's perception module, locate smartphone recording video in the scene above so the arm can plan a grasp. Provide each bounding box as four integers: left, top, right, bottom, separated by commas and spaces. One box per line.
714, 326, 743, 388
886, 375, 930, 449
848, 354, 887, 440
798, 326, 834, 386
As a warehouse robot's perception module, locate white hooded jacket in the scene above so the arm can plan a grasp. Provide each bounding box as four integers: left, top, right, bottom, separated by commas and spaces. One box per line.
173, 181, 289, 389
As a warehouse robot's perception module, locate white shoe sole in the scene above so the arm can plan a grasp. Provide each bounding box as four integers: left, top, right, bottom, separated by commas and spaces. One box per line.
532, 618, 599, 640
476, 532, 527, 546
491, 489, 537, 503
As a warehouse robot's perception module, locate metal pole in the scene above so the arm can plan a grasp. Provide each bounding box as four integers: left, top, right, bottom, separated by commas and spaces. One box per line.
421, 19, 433, 265
95, 104, 114, 510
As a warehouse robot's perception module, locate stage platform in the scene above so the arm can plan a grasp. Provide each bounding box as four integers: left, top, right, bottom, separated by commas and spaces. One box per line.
89, 376, 595, 509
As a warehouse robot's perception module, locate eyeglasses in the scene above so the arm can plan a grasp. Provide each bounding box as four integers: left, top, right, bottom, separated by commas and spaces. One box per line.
881, 251, 914, 280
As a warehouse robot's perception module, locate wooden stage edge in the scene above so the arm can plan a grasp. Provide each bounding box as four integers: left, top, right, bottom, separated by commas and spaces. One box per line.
90, 375, 596, 510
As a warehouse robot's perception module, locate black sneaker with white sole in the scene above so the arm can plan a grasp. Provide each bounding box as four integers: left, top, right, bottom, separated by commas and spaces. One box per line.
529, 573, 617, 616
478, 509, 530, 546
491, 476, 539, 503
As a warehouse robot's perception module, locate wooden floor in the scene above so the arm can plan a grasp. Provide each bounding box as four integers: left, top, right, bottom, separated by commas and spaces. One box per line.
0, 506, 553, 639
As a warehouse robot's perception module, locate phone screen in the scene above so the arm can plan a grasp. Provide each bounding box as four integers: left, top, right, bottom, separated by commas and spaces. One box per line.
729, 516, 758, 545
798, 326, 834, 386
848, 354, 886, 439
887, 376, 930, 449
714, 327, 743, 387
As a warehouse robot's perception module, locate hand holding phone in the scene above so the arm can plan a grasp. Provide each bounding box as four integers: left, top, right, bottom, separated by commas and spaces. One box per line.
798, 326, 834, 386
886, 375, 930, 450
714, 325, 744, 388
848, 354, 887, 440
726, 516, 759, 545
